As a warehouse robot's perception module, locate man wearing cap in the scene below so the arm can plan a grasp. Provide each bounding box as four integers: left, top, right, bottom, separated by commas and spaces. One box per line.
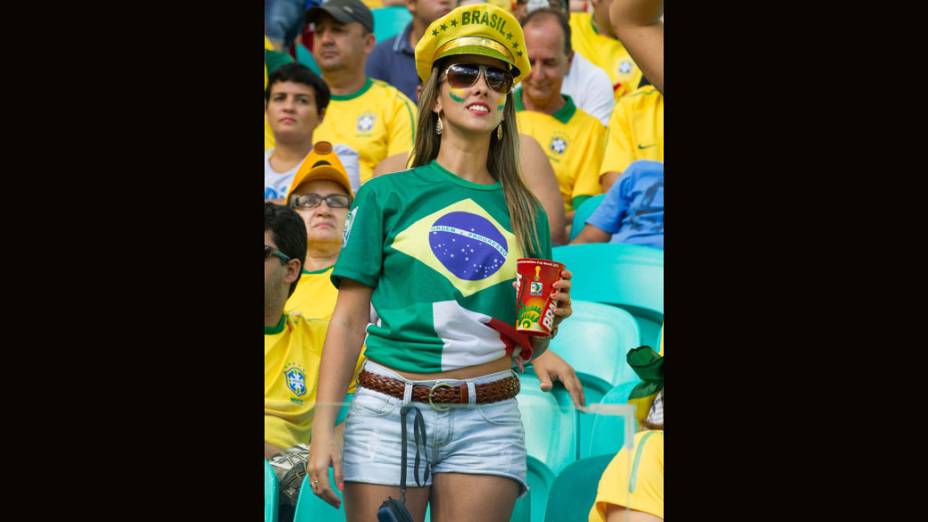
308, 0, 418, 186
569, 0, 643, 100
283, 141, 355, 320
366, 0, 454, 102
517, 7, 607, 219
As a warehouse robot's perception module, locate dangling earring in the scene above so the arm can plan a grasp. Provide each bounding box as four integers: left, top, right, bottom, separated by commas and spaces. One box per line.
435, 117, 443, 135
497, 124, 503, 141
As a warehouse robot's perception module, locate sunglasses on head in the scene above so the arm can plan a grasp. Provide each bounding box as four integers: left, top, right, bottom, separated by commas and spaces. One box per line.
441, 63, 514, 94
289, 193, 351, 209
265, 244, 291, 262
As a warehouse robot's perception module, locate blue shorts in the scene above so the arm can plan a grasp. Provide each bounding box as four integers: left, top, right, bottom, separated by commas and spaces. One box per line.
341, 360, 528, 495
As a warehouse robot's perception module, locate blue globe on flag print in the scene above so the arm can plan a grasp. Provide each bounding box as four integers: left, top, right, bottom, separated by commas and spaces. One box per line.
429, 212, 508, 281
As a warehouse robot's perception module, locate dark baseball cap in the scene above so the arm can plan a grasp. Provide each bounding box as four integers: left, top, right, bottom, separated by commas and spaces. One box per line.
306, 0, 374, 33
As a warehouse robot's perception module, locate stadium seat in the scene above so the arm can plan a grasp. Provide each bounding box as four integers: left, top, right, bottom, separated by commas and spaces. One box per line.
586, 381, 639, 458
543, 455, 614, 522
552, 243, 663, 348
372, 6, 413, 43
568, 194, 605, 242
573, 372, 616, 460
525, 456, 557, 522
265, 459, 278, 522
516, 372, 579, 474
293, 470, 344, 522
548, 300, 640, 385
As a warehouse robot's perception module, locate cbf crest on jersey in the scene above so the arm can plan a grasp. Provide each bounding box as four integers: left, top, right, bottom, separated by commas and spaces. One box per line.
549, 136, 567, 155
618, 60, 633, 75
391, 199, 523, 297
283, 363, 307, 398
357, 113, 376, 133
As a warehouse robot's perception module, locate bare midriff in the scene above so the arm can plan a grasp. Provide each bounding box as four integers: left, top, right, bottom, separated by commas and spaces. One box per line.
389, 355, 512, 381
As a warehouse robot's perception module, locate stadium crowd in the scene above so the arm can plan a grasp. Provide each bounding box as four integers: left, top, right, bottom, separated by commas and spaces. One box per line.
265, 0, 663, 520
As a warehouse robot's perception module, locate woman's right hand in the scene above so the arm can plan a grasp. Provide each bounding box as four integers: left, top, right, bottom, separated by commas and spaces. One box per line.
307, 427, 343, 508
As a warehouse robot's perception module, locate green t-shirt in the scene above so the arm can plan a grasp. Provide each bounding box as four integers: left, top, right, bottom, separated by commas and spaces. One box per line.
332, 160, 552, 373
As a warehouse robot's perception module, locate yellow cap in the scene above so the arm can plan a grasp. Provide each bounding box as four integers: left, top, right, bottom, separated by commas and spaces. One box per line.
414, 3, 530, 86
285, 141, 354, 203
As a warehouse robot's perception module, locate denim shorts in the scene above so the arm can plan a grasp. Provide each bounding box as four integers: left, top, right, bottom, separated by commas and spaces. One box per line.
342, 360, 528, 495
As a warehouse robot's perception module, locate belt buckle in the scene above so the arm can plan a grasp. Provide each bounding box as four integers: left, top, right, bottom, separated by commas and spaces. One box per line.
428, 382, 453, 412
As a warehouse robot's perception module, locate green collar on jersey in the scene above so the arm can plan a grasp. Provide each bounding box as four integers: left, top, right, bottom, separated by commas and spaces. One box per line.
265, 314, 287, 335
302, 265, 334, 275
330, 77, 374, 101
514, 89, 576, 124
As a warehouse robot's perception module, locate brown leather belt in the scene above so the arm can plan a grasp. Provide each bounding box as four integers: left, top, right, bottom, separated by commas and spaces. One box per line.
358, 370, 520, 410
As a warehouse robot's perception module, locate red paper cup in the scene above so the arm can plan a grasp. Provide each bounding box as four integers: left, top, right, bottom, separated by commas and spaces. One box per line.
515, 258, 565, 336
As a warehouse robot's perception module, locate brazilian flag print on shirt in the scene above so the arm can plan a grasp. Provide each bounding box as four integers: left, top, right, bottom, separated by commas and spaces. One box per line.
332, 161, 552, 373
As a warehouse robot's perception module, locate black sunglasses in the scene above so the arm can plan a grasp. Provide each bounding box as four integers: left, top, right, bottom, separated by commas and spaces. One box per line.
265, 244, 291, 262
441, 63, 514, 94
289, 193, 351, 209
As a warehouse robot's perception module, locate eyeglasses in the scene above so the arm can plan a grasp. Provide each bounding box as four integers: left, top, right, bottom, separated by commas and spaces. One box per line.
441, 63, 514, 94
289, 193, 351, 209
265, 244, 291, 263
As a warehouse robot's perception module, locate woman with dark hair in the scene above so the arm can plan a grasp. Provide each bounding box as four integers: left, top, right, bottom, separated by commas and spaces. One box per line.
308, 4, 573, 521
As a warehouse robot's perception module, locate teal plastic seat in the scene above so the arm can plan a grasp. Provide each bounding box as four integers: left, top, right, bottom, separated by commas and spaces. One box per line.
568, 194, 606, 242
543, 455, 614, 522
516, 372, 579, 475
548, 300, 640, 385
372, 6, 413, 43
524, 456, 557, 522
265, 459, 279, 522
587, 381, 639, 458
293, 469, 344, 522
552, 243, 663, 348
572, 372, 616, 460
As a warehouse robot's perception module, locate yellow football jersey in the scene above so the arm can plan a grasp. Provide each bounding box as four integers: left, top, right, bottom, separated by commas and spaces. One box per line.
515, 92, 606, 211
285, 267, 339, 320
264, 314, 363, 449
588, 430, 664, 522
569, 13, 643, 101
265, 36, 275, 151
314, 78, 417, 185
600, 85, 664, 177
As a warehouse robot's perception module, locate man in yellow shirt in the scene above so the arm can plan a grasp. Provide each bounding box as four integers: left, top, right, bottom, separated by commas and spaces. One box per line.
569, 0, 643, 100
308, 0, 418, 186
265, 202, 361, 517
516, 8, 607, 218
599, 82, 662, 191
283, 141, 354, 320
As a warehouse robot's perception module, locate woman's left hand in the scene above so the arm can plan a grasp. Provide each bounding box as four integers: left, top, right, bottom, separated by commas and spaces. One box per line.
550, 268, 573, 332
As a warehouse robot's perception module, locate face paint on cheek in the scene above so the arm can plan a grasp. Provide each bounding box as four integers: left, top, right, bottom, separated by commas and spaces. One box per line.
496, 102, 506, 112
448, 88, 467, 103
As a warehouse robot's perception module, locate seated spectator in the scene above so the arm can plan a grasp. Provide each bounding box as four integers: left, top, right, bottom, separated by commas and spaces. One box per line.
520, 0, 615, 125
283, 141, 354, 320
265, 202, 365, 520
517, 8, 607, 218
599, 81, 663, 191
265, 63, 332, 201
571, 160, 663, 250
308, 0, 418, 187
609, 0, 663, 94
366, 0, 453, 102
569, 0, 643, 100
589, 343, 663, 521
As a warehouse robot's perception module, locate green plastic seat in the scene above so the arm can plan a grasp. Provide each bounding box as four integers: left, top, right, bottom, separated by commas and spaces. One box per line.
372, 6, 413, 43
543, 454, 614, 522
552, 243, 663, 348
524, 456, 557, 522
548, 300, 641, 385
568, 194, 606, 242
572, 372, 617, 460
265, 459, 279, 522
516, 372, 579, 475
587, 381, 639, 458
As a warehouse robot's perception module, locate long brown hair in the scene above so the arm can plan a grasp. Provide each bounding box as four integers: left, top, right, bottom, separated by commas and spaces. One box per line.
411, 62, 545, 258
